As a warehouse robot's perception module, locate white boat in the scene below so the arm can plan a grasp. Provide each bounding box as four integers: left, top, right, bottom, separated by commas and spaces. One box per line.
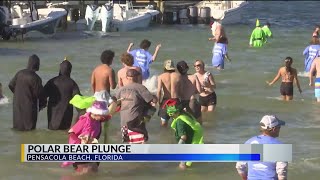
82, 0, 159, 32
0, 1, 67, 40
195, 0, 249, 24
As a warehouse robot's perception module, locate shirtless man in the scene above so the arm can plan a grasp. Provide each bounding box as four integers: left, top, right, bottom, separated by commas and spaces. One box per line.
194, 60, 217, 112
173, 61, 202, 123
267, 57, 302, 101
91, 50, 116, 102
157, 60, 176, 126
309, 57, 320, 102
117, 52, 142, 88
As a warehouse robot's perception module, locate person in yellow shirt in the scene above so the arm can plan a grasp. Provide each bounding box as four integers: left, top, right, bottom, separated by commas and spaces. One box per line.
249, 19, 266, 47
262, 22, 272, 43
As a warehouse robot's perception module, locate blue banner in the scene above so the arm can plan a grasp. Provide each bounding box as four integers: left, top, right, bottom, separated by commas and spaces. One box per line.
25, 154, 260, 162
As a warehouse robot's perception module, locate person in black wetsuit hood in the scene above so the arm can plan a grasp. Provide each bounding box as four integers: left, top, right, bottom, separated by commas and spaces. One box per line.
9, 54, 46, 131
44, 59, 80, 130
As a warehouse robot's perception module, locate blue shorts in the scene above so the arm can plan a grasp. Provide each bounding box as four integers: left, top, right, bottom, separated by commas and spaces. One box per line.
212, 56, 224, 69
315, 78, 320, 98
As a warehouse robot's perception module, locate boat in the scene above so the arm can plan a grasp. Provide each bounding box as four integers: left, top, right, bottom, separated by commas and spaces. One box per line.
0, 1, 68, 40
82, 0, 159, 32
195, 0, 249, 24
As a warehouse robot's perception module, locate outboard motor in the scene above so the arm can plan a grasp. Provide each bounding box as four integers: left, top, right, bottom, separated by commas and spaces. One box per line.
100, 2, 113, 32
0, 6, 13, 40
85, 4, 100, 31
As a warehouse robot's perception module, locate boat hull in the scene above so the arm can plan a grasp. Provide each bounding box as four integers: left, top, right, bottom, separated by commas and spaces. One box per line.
112, 10, 159, 32
10, 8, 67, 35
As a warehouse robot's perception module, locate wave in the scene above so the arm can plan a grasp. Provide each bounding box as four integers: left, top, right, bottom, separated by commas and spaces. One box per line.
298, 71, 309, 77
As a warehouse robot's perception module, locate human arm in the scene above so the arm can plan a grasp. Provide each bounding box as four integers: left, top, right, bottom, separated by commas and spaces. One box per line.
309, 61, 316, 86
176, 120, 188, 143
235, 162, 248, 180
157, 76, 162, 106
109, 69, 116, 90
127, 43, 134, 53
303, 46, 309, 56
214, 25, 222, 42
117, 70, 123, 88
266, 69, 281, 86
276, 161, 288, 180
8, 72, 18, 93
152, 44, 161, 62
294, 69, 302, 93
194, 74, 203, 94
91, 71, 95, 93
203, 73, 216, 93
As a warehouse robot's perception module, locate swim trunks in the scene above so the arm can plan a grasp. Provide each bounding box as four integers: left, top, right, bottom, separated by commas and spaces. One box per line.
94, 90, 111, 102
280, 82, 293, 96
315, 78, 320, 98
158, 98, 170, 122
199, 92, 217, 106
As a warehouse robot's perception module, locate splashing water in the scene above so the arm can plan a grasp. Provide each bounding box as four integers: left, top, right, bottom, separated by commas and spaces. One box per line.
143, 75, 158, 94
0, 96, 9, 105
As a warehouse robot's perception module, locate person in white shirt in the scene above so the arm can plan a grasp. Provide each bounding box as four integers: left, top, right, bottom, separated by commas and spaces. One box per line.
236, 115, 288, 180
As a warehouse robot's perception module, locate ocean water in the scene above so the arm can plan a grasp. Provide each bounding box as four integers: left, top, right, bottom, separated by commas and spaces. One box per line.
1, 1, 320, 180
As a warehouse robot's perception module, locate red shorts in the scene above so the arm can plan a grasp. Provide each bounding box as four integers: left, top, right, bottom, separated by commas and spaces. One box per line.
127, 129, 145, 144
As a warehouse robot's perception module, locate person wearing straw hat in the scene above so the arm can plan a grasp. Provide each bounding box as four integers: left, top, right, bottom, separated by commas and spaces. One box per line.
249, 19, 266, 47
157, 59, 176, 126
236, 115, 288, 180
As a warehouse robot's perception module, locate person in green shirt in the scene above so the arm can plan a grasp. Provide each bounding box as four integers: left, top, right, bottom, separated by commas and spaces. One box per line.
249, 19, 266, 47
262, 22, 272, 43
162, 98, 204, 170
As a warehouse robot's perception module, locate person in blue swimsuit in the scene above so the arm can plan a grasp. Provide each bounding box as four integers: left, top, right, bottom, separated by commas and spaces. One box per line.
211, 37, 231, 69
127, 39, 161, 81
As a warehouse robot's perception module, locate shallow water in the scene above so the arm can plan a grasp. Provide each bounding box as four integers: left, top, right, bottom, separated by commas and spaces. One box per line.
1, 1, 320, 180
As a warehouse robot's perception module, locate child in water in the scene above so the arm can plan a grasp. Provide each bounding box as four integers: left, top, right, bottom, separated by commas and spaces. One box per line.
266, 57, 302, 101
61, 100, 112, 174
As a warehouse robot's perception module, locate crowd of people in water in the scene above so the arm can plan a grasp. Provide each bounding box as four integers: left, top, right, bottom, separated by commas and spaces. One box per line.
1, 16, 320, 179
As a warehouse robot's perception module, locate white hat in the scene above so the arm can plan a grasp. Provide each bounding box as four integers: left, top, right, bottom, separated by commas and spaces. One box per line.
260, 115, 286, 130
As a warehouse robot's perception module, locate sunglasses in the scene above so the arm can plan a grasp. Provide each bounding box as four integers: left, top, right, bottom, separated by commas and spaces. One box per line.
194, 64, 201, 67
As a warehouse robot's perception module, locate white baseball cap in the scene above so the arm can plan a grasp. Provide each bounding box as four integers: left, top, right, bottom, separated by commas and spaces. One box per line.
260, 115, 285, 130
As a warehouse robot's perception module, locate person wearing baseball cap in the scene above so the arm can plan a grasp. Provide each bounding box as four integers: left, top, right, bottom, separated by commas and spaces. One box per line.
116, 68, 157, 144
236, 115, 288, 180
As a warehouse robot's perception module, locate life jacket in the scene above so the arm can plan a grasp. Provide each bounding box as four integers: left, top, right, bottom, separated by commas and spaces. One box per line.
171, 112, 204, 145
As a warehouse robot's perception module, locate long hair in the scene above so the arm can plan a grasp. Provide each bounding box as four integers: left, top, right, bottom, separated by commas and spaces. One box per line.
284, 57, 293, 75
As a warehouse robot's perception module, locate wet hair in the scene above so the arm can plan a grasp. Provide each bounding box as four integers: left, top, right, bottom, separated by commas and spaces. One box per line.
266, 22, 271, 27
121, 53, 134, 66
140, 39, 151, 49
310, 36, 320, 45
217, 36, 228, 44
100, 50, 115, 65
315, 25, 320, 29
284, 57, 293, 75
